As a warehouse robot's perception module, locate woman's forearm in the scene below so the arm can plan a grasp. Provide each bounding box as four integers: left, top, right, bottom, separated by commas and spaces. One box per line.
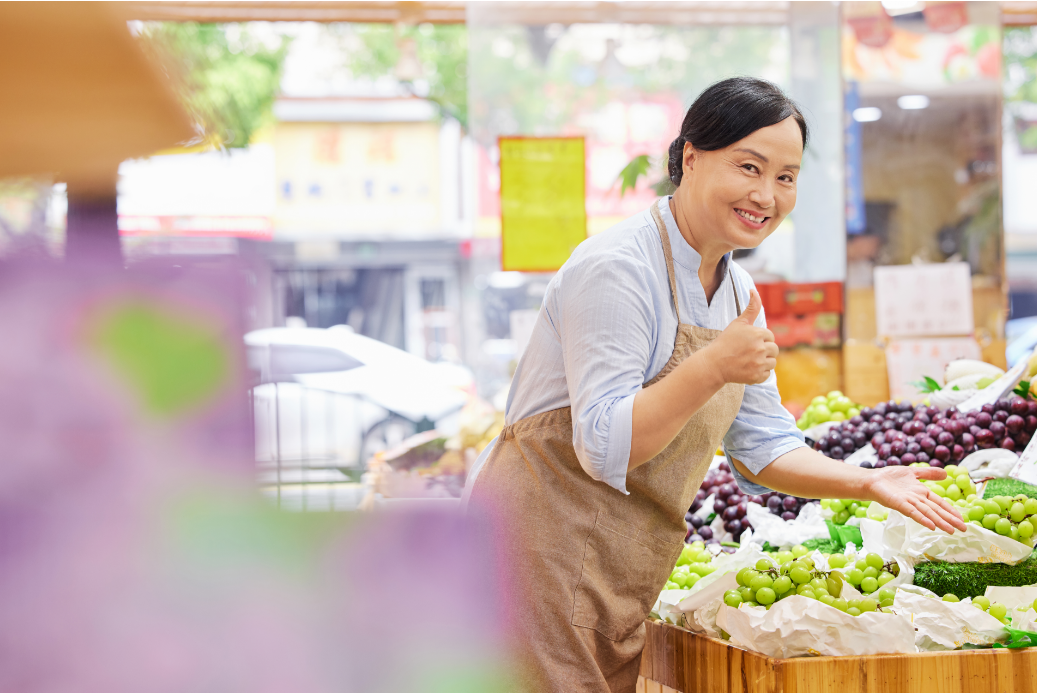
730, 446, 871, 500
628, 349, 725, 470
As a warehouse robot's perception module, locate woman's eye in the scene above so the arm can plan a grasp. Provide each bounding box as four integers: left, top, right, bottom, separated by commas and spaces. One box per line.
742, 164, 758, 174
780, 175, 795, 183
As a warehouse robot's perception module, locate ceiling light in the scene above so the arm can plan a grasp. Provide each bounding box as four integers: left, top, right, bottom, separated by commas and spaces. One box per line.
852, 107, 882, 122
897, 94, 930, 110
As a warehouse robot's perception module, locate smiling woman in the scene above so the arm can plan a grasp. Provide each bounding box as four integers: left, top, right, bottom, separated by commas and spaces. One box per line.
465, 77, 965, 693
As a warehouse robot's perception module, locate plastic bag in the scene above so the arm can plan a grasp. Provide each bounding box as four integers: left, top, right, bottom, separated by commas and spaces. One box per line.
715, 595, 916, 658
861, 509, 1032, 566
744, 502, 829, 548
892, 591, 1006, 651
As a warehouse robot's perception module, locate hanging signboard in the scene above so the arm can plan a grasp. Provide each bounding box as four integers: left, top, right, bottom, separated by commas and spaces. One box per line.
499, 136, 586, 272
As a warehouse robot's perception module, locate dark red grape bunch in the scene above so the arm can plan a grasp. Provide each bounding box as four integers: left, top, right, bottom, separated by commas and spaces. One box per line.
686, 460, 753, 543
834, 396, 1037, 470
813, 399, 915, 462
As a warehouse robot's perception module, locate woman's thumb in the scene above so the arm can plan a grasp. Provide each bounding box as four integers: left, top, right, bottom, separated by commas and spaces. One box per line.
739, 290, 762, 324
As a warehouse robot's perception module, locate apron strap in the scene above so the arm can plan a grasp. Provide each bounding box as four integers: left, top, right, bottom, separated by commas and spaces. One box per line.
730, 268, 743, 315
650, 199, 682, 324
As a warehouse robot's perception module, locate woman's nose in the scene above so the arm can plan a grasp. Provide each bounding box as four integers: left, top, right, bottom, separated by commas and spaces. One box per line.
748, 184, 774, 209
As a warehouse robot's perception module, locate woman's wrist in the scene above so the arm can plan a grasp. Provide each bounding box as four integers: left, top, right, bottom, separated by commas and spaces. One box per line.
693, 343, 728, 390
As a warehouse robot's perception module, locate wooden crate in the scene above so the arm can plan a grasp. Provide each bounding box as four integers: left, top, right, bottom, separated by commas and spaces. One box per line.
638, 619, 1037, 693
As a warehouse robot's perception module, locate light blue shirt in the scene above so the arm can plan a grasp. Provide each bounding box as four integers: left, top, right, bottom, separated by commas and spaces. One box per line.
463, 198, 805, 502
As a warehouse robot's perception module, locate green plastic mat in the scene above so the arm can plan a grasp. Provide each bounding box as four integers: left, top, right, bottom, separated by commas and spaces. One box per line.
983, 478, 1037, 500
914, 551, 1037, 599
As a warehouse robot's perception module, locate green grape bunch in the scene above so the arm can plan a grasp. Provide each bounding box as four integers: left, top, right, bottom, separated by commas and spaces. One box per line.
957, 492, 1037, 545
663, 541, 716, 590
920, 464, 978, 504
722, 547, 897, 616
821, 498, 888, 525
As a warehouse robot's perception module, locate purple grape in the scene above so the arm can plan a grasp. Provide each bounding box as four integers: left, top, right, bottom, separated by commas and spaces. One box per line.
852, 431, 867, 447
919, 436, 936, 454
767, 496, 782, 512
782, 496, 799, 512
728, 494, 743, 507
725, 519, 743, 535
735, 503, 747, 519
994, 410, 1010, 424
869, 414, 884, 425
926, 424, 944, 438
840, 437, 855, 451
913, 412, 931, 425
934, 445, 950, 462
686, 533, 704, 544
952, 444, 965, 461
881, 420, 897, 432
996, 399, 1011, 413
929, 459, 945, 468
874, 459, 887, 468
878, 443, 892, 460
690, 515, 704, 529
915, 451, 929, 463
1007, 415, 1025, 435
887, 456, 901, 466
975, 412, 993, 428
698, 527, 713, 541
1019, 431, 1032, 448
906, 441, 921, 454
723, 506, 739, 521
748, 495, 764, 505
1001, 438, 1017, 452
1026, 415, 1037, 432
713, 499, 727, 514
860, 407, 875, 419
829, 446, 844, 459
850, 415, 865, 426
871, 433, 885, 449
781, 511, 797, 521
817, 436, 831, 451
981, 404, 995, 415
990, 421, 1007, 439
970, 425, 983, 437
960, 432, 974, 450
890, 440, 906, 457
874, 402, 888, 416
937, 431, 954, 446
859, 461, 873, 469
717, 483, 735, 499
719, 460, 731, 472
901, 452, 917, 464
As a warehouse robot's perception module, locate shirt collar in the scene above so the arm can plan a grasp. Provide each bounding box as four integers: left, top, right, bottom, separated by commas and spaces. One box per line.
658, 197, 730, 275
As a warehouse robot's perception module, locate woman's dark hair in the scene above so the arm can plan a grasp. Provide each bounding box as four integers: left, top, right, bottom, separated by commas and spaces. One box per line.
668, 77, 808, 186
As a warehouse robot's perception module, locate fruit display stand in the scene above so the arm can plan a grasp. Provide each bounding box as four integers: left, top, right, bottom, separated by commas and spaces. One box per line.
636, 619, 1037, 693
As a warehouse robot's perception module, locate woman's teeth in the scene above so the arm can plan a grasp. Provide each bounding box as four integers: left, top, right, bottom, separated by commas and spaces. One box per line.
736, 209, 766, 223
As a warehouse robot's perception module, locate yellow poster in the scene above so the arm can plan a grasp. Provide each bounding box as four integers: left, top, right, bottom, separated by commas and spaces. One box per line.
500, 137, 586, 272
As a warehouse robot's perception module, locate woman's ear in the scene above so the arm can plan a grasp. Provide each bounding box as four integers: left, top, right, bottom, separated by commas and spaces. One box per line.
682, 141, 697, 177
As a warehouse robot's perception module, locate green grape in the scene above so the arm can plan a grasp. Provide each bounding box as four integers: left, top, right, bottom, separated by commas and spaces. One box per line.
1021, 521, 1036, 539
665, 581, 680, 590
980, 499, 1000, 515
776, 551, 794, 565
861, 577, 879, 593
686, 574, 701, 588
989, 603, 1008, 620
827, 574, 843, 598
966, 493, 976, 502
756, 558, 775, 571
847, 503, 860, 516
744, 601, 759, 608
737, 568, 757, 587
955, 475, 972, 491
942, 593, 960, 602
847, 607, 861, 616
862, 566, 880, 580
829, 499, 845, 513
995, 496, 1012, 513
972, 595, 990, 610
828, 554, 847, 569
814, 586, 830, 598
878, 588, 896, 602
877, 571, 895, 587
819, 594, 836, 606
879, 598, 894, 608
1011, 526, 1020, 542
832, 598, 848, 612
945, 464, 960, 476
798, 557, 815, 570
797, 587, 816, 599
790, 566, 811, 585
860, 598, 878, 612
1011, 503, 1027, 523
855, 508, 868, 518
995, 518, 1012, 536
854, 559, 868, 572
865, 553, 884, 570
1032, 597, 1037, 612
846, 568, 864, 586
930, 485, 947, 498
1024, 499, 1037, 515
848, 599, 861, 610
791, 544, 808, 558
834, 510, 850, 524
967, 506, 985, 522
810, 577, 828, 591
756, 588, 776, 605
946, 485, 962, 501
820, 499, 831, 509
738, 586, 753, 601
773, 576, 793, 595
724, 591, 743, 607
750, 575, 774, 591
982, 514, 1000, 530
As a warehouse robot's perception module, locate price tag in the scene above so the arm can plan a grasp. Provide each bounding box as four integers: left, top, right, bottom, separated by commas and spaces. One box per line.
1010, 456, 1037, 486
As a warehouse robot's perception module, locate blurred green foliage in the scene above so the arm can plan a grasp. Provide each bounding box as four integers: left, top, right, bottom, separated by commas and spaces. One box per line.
344, 23, 468, 127
139, 22, 290, 148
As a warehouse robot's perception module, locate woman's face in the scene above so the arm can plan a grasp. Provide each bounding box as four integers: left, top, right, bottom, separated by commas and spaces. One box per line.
676, 116, 803, 252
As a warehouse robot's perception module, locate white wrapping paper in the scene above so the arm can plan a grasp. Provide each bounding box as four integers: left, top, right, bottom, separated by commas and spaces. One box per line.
715, 596, 916, 658
745, 502, 829, 548
892, 591, 1007, 650
986, 585, 1037, 612
861, 509, 1032, 566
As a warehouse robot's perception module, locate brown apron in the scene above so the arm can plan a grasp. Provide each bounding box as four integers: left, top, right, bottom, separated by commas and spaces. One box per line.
470, 200, 745, 693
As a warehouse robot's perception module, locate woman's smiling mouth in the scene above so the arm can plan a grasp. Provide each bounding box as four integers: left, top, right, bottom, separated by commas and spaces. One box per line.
734, 207, 769, 229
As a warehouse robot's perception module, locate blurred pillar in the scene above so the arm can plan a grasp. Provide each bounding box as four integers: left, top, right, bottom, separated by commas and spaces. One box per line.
66, 173, 122, 264
788, 1, 846, 282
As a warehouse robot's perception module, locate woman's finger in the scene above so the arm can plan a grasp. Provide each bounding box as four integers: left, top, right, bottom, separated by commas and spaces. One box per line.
898, 497, 937, 531
911, 496, 959, 534
911, 466, 949, 482
924, 490, 967, 531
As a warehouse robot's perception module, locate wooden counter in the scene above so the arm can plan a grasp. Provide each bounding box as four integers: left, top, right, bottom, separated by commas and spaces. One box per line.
637, 619, 1037, 693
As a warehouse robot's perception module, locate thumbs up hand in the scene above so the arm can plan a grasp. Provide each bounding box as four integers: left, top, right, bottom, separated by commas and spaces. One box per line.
703, 290, 778, 385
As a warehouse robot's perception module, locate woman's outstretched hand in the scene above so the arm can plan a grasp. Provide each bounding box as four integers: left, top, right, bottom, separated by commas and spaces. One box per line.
863, 465, 967, 534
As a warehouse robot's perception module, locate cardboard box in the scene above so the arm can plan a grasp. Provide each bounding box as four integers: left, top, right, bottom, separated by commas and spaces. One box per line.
774, 347, 843, 408
843, 339, 889, 407
769, 312, 841, 348
757, 281, 844, 317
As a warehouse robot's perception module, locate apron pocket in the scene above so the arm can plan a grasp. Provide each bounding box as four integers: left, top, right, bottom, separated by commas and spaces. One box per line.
571, 511, 681, 642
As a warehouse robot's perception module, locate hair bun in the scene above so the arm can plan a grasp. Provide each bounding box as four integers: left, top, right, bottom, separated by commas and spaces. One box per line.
668, 137, 684, 186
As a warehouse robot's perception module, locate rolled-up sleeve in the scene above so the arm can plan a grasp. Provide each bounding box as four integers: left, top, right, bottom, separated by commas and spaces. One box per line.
723, 307, 807, 495
555, 252, 656, 495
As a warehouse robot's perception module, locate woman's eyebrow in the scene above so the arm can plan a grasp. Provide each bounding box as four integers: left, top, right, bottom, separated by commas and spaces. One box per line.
734, 147, 801, 170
